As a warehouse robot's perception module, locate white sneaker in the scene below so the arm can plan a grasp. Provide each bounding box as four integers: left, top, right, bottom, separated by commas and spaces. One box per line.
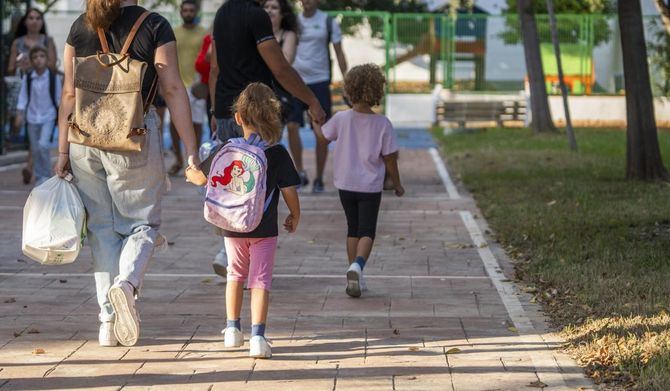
346, 263, 363, 298
212, 245, 228, 278
108, 281, 140, 347
249, 335, 272, 358
360, 273, 368, 292
222, 327, 244, 348
99, 321, 118, 347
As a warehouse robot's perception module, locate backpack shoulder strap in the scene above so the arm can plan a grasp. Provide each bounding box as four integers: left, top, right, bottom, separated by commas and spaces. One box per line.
48, 70, 58, 110
326, 14, 333, 44
121, 11, 151, 55
326, 14, 334, 82
96, 29, 110, 54
26, 71, 32, 106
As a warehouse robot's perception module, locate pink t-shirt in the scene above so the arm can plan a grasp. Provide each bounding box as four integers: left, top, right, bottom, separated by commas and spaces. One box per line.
322, 109, 398, 193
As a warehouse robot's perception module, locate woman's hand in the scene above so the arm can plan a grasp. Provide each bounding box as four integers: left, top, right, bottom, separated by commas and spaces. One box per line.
283, 213, 300, 233
394, 184, 405, 197
54, 152, 70, 178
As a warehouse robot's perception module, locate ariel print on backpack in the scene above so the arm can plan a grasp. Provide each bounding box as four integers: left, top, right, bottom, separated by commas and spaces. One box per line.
204, 135, 272, 233
212, 158, 258, 196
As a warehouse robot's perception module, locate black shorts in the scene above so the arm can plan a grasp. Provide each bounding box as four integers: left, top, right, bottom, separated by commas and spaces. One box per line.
338, 190, 382, 239
287, 81, 332, 127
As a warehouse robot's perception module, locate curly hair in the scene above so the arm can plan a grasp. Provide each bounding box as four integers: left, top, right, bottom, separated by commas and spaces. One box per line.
262, 0, 300, 35
233, 82, 282, 145
344, 64, 386, 107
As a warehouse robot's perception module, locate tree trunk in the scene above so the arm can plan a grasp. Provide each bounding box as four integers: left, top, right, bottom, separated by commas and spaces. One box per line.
546, 0, 577, 151
517, 0, 556, 133
619, 0, 668, 180
654, 0, 670, 34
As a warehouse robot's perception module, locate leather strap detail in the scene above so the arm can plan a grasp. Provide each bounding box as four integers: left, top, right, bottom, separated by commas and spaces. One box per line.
143, 76, 158, 113
129, 128, 147, 137
121, 11, 151, 55
97, 29, 110, 53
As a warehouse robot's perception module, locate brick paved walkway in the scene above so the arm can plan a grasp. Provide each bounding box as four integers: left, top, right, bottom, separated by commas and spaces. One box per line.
0, 128, 593, 390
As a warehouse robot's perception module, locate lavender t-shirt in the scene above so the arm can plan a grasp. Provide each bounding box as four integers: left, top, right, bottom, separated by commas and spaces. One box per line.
322, 109, 398, 193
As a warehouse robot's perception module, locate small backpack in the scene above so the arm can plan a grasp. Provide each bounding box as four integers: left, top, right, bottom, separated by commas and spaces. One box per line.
67, 11, 158, 152
204, 134, 275, 233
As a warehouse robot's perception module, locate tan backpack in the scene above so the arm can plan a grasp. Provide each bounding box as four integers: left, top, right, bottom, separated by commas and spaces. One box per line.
68, 11, 157, 152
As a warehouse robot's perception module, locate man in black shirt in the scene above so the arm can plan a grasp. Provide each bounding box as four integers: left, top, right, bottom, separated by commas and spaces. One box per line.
208, 0, 325, 276
209, 0, 325, 139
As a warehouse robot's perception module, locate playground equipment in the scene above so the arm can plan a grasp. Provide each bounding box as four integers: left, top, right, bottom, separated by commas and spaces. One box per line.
388, 6, 490, 90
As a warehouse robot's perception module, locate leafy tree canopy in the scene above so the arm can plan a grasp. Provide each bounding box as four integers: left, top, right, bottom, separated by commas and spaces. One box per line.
502, 0, 615, 14
501, 0, 615, 46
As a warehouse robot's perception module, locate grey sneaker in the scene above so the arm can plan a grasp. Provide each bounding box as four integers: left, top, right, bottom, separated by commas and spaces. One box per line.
312, 178, 324, 193
212, 245, 228, 278
299, 171, 309, 187
108, 281, 140, 346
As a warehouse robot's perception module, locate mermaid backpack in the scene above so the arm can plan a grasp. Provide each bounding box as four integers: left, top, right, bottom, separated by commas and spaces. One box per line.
204, 135, 274, 232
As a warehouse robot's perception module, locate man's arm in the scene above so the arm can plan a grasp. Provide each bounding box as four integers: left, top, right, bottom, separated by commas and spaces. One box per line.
333, 42, 348, 76
257, 39, 326, 125
208, 40, 219, 132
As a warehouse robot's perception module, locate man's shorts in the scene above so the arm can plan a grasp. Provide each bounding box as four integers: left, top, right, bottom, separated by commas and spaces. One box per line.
188, 87, 207, 125
287, 81, 332, 127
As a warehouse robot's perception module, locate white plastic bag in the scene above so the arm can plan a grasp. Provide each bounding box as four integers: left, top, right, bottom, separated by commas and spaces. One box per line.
22, 175, 86, 265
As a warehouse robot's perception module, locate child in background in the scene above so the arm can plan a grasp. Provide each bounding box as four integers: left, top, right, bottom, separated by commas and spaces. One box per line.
14, 46, 61, 186
319, 64, 404, 298
188, 83, 301, 358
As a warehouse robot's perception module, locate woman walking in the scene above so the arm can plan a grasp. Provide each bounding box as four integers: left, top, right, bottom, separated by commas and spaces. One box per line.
7, 8, 58, 75
263, 0, 299, 123
7, 8, 59, 185
55, 0, 199, 347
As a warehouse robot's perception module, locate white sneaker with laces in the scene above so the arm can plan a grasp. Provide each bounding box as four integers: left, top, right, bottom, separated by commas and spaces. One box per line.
99, 321, 118, 347
346, 262, 363, 298
108, 280, 140, 347
212, 245, 228, 278
249, 335, 272, 358
222, 327, 244, 347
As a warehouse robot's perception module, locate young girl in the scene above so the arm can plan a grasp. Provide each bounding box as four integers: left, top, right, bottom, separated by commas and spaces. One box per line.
320, 64, 404, 298
189, 83, 301, 358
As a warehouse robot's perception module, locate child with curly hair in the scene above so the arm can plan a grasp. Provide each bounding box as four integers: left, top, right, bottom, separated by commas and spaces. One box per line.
188, 82, 301, 358
319, 64, 404, 298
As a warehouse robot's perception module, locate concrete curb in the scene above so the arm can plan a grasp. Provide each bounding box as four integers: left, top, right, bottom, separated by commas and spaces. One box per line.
0, 151, 28, 167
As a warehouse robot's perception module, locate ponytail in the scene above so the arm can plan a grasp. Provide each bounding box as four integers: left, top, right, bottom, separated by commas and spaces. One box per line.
85, 0, 121, 30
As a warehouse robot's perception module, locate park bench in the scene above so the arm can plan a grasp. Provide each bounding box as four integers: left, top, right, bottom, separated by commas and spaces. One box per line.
435, 98, 527, 128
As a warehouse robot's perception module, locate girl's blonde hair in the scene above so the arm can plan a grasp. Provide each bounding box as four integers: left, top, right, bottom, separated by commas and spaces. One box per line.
86, 0, 121, 30
233, 82, 282, 145
344, 63, 386, 107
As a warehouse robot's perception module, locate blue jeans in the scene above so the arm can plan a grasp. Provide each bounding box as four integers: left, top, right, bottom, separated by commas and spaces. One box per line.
27, 121, 54, 185
69, 109, 166, 322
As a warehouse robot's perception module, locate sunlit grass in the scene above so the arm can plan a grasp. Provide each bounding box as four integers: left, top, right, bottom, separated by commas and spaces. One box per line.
434, 127, 670, 389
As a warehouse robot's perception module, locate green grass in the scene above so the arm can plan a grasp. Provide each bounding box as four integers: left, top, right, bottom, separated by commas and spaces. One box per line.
433, 127, 670, 389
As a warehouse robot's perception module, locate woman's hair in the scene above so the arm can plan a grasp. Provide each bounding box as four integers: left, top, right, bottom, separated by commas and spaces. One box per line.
15, 8, 47, 38
344, 63, 386, 107
233, 82, 282, 145
86, 0, 122, 30
262, 0, 300, 35
221, 161, 245, 186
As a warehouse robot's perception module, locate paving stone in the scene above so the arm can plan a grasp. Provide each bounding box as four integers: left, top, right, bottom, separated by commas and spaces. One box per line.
0, 137, 592, 390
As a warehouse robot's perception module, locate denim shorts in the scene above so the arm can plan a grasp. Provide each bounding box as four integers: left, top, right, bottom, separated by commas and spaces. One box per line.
287, 81, 332, 127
